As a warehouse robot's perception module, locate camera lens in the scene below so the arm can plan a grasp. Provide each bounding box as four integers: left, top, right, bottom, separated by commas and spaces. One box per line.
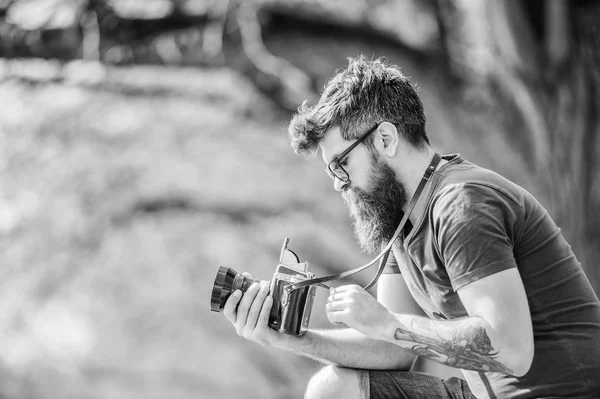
210, 266, 258, 312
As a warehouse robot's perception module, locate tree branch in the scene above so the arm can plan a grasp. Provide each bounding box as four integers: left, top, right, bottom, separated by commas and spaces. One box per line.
202, 0, 229, 60
81, 9, 100, 60
545, 0, 570, 71
233, 2, 316, 111
487, 0, 541, 80
486, 0, 550, 166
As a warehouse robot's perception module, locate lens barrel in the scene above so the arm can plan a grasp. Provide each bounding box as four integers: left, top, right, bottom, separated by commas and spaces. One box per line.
210, 266, 258, 312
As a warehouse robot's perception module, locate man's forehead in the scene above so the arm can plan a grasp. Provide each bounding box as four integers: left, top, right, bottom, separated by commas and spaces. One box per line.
319, 126, 347, 163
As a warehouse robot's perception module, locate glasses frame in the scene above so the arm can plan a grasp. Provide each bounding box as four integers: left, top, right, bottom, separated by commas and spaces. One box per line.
326, 123, 380, 183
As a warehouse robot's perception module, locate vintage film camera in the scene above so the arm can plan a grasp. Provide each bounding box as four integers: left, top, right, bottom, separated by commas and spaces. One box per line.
210, 238, 317, 336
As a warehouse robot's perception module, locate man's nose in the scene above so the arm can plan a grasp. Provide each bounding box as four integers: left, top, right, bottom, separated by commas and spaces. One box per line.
334, 177, 349, 192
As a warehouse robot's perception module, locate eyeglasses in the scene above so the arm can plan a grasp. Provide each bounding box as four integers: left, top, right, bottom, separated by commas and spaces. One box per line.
326, 124, 379, 183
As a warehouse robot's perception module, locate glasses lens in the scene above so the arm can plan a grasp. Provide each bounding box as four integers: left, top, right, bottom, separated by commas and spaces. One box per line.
328, 162, 348, 182
326, 167, 336, 180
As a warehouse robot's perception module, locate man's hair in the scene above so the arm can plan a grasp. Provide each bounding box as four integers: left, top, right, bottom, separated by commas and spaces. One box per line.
288, 56, 429, 156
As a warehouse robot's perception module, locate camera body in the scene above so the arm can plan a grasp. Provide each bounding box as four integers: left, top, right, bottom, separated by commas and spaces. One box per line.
210, 238, 316, 336
268, 258, 316, 336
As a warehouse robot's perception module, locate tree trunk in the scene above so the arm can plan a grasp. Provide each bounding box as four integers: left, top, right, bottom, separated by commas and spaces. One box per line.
486, 0, 600, 292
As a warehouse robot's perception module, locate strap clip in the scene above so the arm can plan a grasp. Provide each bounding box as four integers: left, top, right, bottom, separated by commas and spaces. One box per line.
423, 154, 441, 181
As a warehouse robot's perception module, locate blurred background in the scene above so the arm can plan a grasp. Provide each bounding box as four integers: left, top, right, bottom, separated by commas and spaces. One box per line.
0, 0, 599, 398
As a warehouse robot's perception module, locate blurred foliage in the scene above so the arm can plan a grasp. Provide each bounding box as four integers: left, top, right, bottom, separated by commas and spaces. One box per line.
0, 0, 439, 60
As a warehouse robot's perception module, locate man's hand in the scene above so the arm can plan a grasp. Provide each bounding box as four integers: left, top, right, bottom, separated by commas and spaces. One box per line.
326, 284, 394, 338
223, 273, 279, 346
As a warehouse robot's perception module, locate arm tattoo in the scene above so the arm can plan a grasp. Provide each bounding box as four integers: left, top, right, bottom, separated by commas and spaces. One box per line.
393, 317, 513, 374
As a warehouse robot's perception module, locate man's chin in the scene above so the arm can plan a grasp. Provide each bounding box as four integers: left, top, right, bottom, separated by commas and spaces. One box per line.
343, 159, 407, 255
346, 202, 393, 254
352, 221, 386, 254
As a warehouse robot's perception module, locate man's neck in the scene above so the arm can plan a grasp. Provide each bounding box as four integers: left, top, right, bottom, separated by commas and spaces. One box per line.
398, 149, 445, 226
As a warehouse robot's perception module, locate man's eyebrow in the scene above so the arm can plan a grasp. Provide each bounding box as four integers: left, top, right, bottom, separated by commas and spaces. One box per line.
322, 149, 338, 164
326, 151, 348, 165
329, 152, 341, 162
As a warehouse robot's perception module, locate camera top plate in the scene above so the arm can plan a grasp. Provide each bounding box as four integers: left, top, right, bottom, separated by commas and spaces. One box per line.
279, 237, 301, 264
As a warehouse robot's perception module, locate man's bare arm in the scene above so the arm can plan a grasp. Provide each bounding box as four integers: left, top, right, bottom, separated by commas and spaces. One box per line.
374, 268, 534, 377
275, 328, 416, 370
384, 314, 513, 374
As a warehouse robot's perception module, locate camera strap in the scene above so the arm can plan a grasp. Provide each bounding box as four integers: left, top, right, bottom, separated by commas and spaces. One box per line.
289, 153, 441, 292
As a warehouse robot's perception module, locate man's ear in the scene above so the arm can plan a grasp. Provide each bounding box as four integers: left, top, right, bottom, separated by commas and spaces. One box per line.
376, 122, 399, 157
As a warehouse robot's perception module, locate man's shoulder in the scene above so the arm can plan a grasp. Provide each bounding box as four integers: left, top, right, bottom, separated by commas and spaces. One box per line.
434, 158, 530, 210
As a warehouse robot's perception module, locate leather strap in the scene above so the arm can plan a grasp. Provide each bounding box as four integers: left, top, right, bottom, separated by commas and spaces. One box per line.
289, 153, 442, 292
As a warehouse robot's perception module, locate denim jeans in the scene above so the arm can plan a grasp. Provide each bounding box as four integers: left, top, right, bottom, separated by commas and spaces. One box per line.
357, 370, 476, 399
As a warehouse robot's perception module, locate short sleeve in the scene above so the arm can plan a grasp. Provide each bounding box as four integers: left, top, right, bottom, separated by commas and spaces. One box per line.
382, 251, 401, 274
431, 182, 520, 290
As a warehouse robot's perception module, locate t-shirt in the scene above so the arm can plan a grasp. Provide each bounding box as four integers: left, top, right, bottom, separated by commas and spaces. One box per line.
386, 154, 600, 398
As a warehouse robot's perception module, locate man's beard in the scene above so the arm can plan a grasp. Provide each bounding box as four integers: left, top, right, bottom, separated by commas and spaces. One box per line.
342, 155, 408, 254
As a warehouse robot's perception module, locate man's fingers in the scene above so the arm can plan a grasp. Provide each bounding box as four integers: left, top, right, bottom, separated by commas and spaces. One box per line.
328, 290, 352, 304
327, 309, 349, 325
328, 292, 346, 302
223, 290, 242, 322
234, 282, 261, 331
326, 300, 346, 312
328, 286, 351, 301
245, 282, 270, 332
257, 294, 273, 328
332, 284, 358, 293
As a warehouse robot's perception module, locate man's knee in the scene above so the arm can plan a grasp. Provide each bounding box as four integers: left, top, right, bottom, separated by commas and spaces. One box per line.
304, 365, 362, 399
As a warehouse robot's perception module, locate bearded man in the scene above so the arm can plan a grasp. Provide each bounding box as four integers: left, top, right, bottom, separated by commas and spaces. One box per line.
222, 56, 600, 398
